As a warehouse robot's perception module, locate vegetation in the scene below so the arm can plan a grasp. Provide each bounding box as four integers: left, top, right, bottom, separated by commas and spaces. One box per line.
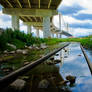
0, 28, 45, 51
0, 28, 92, 51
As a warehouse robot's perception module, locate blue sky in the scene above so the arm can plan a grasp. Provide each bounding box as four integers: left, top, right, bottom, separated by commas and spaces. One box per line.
0, 0, 92, 37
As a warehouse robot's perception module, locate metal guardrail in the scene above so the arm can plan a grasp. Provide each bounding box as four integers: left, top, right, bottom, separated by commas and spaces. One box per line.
80, 44, 92, 75
0, 43, 70, 89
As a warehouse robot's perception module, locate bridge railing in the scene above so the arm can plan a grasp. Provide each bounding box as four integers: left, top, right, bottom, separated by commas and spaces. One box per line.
0, 42, 70, 90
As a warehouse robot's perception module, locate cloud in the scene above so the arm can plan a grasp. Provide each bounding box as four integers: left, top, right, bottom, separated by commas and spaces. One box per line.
70, 23, 92, 29
58, 4, 84, 15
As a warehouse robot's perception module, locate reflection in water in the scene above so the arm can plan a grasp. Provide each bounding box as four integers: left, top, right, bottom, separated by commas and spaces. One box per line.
1, 42, 92, 92
56, 43, 92, 92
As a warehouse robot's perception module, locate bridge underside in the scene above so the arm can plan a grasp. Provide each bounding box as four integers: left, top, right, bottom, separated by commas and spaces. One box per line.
0, 0, 73, 38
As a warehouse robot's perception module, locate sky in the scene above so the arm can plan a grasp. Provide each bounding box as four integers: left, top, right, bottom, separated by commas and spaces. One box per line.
0, 0, 92, 37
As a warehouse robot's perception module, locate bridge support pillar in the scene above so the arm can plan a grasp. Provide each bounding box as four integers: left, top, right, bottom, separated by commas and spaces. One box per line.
12, 15, 19, 30
36, 29, 39, 38
51, 33, 54, 38
43, 16, 51, 38
56, 33, 58, 38
27, 25, 31, 34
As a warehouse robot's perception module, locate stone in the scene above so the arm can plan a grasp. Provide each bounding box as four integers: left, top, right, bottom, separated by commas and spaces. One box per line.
28, 46, 33, 49
3, 50, 8, 54
38, 79, 49, 88
55, 54, 59, 56
78, 54, 81, 56
66, 75, 76, 84
22, 50, 28, 55
2, 67, 13, 73
24, 62, 30, 66
16, 49, 23, 53
20, 76, 29, 81
10, 79, 26, 90
7, 43, 16, 49
9, 51, 15, 54
59, 80, 69, 86
40, 44, 47, 49
50, 56, 54, 61
16, 49, 28, 54
35, 47, 40, 50
54, 59, 61, 63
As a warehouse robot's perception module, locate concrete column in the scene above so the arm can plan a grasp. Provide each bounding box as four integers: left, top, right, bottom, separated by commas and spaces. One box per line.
52, 33, 54, 38
12, 15, 19, 30
27, 25, 31, 34
36, 29, 39, 38
43, 16, 51, 38
56, 33, 58, 38
60, 34, 62, 38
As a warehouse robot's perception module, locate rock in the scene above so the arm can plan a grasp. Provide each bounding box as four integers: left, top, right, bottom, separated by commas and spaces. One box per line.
10, 79, 26, 90
78, 54, 81, 56
9, 51, 15, 54
35, 47, 40, 50
59, 80, 69, 86
38, 79, 49, 88
55, 54, 59, 56
16, 49, 28, 55
3, 50, 8, 54
40, 44, 47, 49
7, 43, 16, 49
16, 49, 23, 53
2, 67, 13, 73
28, 46, 32, 49
50, 56, 54, 61
54, 59, 61, 64
66, 75, 76, 84
20, 76, 29, 81
24, 62, 30, 66
22, 50, 28, 55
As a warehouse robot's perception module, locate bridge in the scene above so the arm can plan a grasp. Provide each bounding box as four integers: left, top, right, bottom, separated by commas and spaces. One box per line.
0, 0, 72, 38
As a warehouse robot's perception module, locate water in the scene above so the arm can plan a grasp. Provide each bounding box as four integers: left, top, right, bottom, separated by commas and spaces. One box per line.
56, 42, 92, 92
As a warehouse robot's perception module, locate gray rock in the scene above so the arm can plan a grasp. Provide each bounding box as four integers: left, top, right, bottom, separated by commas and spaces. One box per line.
16, 49, 28, 54
28, 46, 32, 49
3, 50, 8, 54
40, 44, 47, 49
7, 43, 16, 49
38, 79, 49, 88
24, 62, 30, 66
66, 75, 76, 84
10, 79, 26, 90
9, 51, 15, 54
16, 49, 23, 53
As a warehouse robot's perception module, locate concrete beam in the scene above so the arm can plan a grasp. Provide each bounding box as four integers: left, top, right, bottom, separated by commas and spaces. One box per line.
3, 8, 58, 17
24, 22, 43, 26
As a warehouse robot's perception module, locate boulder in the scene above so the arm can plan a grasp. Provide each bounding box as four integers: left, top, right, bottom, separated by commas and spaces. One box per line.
40, 44, 47, 49
10, 79, 26, 90
3, 50, 8, 54
9, 51, 15, 54
38, 79, 49, 88
7, 43, 16, 49
16, 49, 23, 53
66, 75, 76, 84
24, 62, 30, 66
16, 49, 28, 55
28, 46, 33, 49
50, 56, 54, 61
1, 67, 14, 73
22, 50, 28, 55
